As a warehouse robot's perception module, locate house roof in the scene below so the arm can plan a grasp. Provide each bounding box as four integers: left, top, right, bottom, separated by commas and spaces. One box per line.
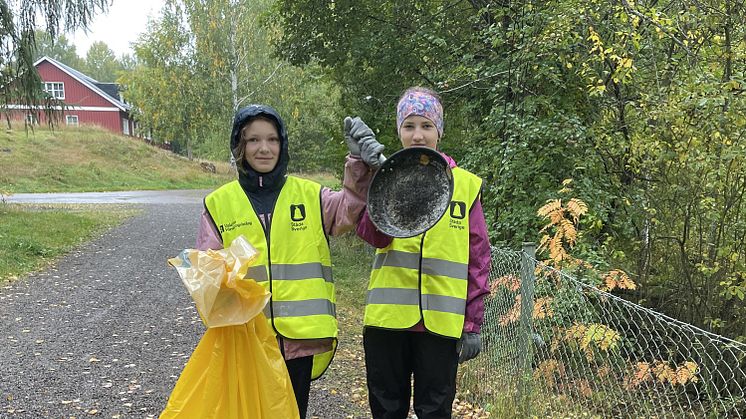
95, 82, 124, 103
33, 56, 131, 112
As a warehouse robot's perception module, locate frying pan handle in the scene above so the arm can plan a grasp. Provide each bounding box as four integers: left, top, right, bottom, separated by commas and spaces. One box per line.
377, 153, 387, 166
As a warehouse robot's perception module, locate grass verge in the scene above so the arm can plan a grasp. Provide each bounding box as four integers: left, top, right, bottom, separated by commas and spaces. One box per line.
322, 233, 373, 415
0, 124, 234, 193
0, 203, 138, 282
294, 171, 341, 190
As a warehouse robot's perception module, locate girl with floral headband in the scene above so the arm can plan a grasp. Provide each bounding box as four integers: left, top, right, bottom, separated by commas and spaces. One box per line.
356, 86, 492, 418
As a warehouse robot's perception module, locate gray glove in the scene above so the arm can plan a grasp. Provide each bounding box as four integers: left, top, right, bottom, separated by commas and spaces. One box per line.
359, 135, 385, 169
343, 116, 375, 156
343, 116, 361, 156
457, 332, 481, 363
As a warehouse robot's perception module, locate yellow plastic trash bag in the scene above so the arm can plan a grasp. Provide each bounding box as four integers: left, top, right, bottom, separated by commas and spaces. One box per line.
159, 316, 299, 419
161, 235, 300, 419
168, 235, 264, 328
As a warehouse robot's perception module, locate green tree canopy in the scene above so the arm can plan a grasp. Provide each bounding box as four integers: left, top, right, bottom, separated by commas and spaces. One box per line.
32, 30, 85, 69
272, 0, 746, 339
122, 0, 344, 170
84, 41, 121, 82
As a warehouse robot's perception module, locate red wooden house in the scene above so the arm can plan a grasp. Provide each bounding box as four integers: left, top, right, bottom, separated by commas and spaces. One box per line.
9, 56, 136, 136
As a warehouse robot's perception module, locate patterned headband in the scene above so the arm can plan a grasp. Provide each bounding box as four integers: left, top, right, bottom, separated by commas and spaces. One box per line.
396, 90, 444, 137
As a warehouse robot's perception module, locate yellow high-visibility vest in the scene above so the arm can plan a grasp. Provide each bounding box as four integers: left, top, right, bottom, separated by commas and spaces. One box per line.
205, 176, 336, 379
364, 167, 483, 339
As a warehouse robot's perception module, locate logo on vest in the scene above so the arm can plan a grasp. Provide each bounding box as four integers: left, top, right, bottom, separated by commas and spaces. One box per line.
449, 201, 466, 230
290, 204, 308, 231
219, 219, 252, 234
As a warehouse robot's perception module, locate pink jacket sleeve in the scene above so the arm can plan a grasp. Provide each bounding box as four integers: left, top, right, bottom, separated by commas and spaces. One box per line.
463, 198, 491, 333
196, 210, 223, 251
356, 199, 492, 333
356, 209, 393, 248
321, 155, 373, 237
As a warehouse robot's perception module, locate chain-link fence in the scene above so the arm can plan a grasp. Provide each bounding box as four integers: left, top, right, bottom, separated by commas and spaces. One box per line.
457, 245, 746, 418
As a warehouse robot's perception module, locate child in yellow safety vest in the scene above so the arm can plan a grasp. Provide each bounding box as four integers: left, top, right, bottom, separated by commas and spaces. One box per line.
196, 104, 383, 418
356, 87, 492, 419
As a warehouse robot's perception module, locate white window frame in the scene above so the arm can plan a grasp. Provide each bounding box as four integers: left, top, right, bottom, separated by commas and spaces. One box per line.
66, 115, 79, 126
122, 117, 130, 135
43, 82, 65, 99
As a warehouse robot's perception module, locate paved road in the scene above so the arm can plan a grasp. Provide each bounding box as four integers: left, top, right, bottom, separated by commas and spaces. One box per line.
0, 199, 361, 418
4, 190, 211, 205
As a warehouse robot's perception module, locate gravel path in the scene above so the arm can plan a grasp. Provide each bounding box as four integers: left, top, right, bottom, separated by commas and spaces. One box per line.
0, 203, 362, 418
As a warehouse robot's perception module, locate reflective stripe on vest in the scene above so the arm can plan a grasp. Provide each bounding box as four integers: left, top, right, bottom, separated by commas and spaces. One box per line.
205, 177, 337, 379
364, 167, 482, 338
372, 251, 468, 280
249, 263, 333, 284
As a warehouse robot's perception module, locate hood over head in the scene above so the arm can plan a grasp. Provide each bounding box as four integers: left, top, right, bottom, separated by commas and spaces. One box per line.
231, 104, 289, 192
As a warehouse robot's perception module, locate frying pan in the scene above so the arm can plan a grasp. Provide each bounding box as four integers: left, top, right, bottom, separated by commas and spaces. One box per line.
367, 147, 454, 238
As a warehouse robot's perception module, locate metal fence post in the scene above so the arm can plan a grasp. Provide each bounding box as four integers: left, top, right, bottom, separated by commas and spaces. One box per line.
518, 242, 536, 413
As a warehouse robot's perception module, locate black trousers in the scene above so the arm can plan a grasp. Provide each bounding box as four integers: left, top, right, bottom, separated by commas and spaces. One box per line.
364, 327, 459, 419
285, 355, 313, 419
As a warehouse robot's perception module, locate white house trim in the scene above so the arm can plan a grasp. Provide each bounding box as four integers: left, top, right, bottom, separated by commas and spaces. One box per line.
67, 106, 121, 112
5, 105, 121, 112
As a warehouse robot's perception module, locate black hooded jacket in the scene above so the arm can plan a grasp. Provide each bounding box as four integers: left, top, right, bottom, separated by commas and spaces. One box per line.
230, 104, 290, 227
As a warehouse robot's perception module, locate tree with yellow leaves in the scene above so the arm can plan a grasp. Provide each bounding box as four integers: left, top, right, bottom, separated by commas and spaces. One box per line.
537, 179, 636, 293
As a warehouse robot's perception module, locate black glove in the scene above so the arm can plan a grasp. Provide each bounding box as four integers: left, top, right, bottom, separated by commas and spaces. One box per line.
457, 332, 481, 363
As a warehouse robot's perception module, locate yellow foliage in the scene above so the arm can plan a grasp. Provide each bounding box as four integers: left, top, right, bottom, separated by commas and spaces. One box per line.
566, 323, 587, 342
492, 274, 521, 293
558, 219, 577, 245
534, 359, 566, 387
576, 379, 593, 398
538, 234, 551, 250
624, 360, 699, 389
499, 295, 521, 326
589, 324, 621, 352
564, 323, 621, 360
653, 362, 677, 384
624, 362, 652, 390
536, 194, 589, 267
533, 296, 554, 320
602, 269, 637, 291
675, 361, 699, 385
538, 199, 563, 218
548, 235, 567, 262
549, 208, 565, 225
566, 198, 588, 222
559, 178, 574, 193
597, 365, 612, 380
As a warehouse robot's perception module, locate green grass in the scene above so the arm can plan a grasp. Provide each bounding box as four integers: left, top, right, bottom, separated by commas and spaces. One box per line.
0, 123, 343, 193
0, 124, 234, 193
330, 232, 371, 309
0, 204, 138, 281
322, 233, 373, 414
295, 171, 342, 189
